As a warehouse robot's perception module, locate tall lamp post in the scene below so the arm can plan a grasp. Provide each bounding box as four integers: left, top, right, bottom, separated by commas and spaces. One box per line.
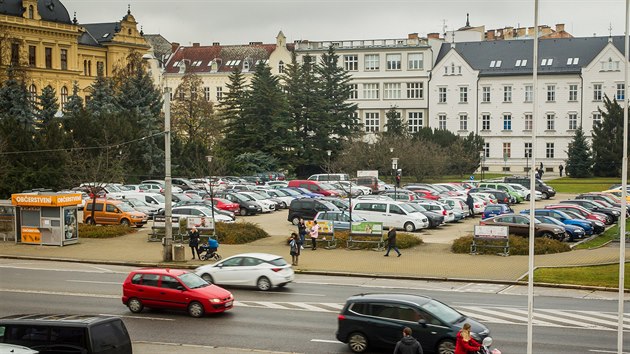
391, 157, 399, 197
389, 147, 394, 184
479, 150, 485, 182
205, 155, 217, 238
326, 150, 332, 182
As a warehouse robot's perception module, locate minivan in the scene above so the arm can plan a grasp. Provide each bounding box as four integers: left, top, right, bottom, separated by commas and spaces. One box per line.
83, 199, 148, 227
352, 176, 379, 193
287, 198, 339, 224
287, 180, 342, 197
503, 176, 556, 199
352, 200, 429, 232
308, 173, 349, 182
0, 314, 132, 354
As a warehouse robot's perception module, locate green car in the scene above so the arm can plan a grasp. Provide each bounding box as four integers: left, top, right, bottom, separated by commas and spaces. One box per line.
478, 182, 524, 203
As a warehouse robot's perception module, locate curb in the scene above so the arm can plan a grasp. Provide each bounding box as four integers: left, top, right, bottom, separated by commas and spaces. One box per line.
2, 254, 627, 293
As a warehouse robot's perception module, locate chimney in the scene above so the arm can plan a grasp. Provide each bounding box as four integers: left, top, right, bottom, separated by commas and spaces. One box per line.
212, 42, 220, 46
249, 41, 263, 45
171, 42, 180, 52
504, 27, 514, 39
528, 27, 535, 36
408, 33, 419, 39
192, 42, 200, 47
517, 27, 526, 37
486, 30, 495, 40
555, 23, 565, 32
427, 32, 440, 40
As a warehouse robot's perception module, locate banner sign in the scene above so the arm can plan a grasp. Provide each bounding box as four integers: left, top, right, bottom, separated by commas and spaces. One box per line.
305, 220, 333, 234
474, 225, 509, 240
350, 221, 383, 235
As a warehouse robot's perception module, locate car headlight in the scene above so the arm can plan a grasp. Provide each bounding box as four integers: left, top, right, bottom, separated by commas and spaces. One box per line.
613, 211, 620, 215
209, 298, 222, 303
553, 228, 562, 233
247, 205, 256, 209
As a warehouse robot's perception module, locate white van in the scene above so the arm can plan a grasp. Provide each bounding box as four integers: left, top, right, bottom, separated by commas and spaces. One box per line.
307, 173, 349, 182
351, 200, 429, 232
122, 192, 170, 210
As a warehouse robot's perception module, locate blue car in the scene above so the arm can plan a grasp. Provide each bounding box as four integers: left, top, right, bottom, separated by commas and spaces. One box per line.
534, 215, 585, 241
482, 204, 514, 219
282, 187, 322, 199
520, 209, 594, 235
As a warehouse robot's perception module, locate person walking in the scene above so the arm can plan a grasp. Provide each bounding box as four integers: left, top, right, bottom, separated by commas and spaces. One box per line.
466, 192, 475, 218
454, 323, 480, 354
188, 226, 200, 260
289, 233, 300, 266
309, 222, 320, 250
384, 227, 401, 257
393, 327, 423, 354
297, 217, 307, 250
559, 164, 564, 177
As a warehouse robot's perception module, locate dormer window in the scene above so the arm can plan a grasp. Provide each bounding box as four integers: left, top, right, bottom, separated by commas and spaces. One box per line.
490, 60, 496, 68
28, 5, 34, 19
243, 59, 250, 71
567, 57, 580, 65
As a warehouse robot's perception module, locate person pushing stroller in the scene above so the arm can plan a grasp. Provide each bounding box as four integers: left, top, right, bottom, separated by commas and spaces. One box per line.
199, 237, 221, 261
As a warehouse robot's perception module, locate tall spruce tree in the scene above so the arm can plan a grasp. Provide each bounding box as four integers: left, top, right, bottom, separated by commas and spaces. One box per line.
34, 85, 67, 190
86, 75, 117, 119
36, 85, 58, 127
383, 106, 407, 137
283, 53, 309, 170
591, 95, 624, 177
219, 67, 248, 166
565, 125, 593, 178
64, 82, 84, 116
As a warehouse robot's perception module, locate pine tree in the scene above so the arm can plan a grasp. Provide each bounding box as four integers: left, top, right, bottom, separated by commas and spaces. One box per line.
566, 126, 593, 178
591, 95, 624, 177
64, 82, 84, 116
219, 67, 249, 165
34, 85, 68, 190
86, 75, 118, 119
0, 65, 33, 126
36, 85, 58, 128
383, 106, 407, 137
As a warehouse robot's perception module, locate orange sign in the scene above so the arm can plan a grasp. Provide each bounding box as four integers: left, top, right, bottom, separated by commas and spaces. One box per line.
11, 193, 82, 207
21, 227, 41, 244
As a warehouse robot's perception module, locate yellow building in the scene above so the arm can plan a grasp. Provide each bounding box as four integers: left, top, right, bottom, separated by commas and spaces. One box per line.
0, 0, 149, 105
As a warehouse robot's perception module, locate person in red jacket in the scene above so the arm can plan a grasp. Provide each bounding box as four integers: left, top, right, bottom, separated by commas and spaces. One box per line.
454, 323, 480, 354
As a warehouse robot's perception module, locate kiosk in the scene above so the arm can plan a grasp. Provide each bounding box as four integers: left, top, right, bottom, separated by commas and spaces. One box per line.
11, 193, 82, 246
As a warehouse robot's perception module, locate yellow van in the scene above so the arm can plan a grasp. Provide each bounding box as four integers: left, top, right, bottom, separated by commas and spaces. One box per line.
83, 199, 147, 227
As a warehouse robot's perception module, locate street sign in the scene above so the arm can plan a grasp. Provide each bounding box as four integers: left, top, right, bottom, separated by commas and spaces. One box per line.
470, 175, 474, 180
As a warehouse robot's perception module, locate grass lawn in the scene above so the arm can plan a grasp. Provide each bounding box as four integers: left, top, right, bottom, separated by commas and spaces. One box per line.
546, 177, 620, 194
533, 263, 630, 289
575, 220, 628, 250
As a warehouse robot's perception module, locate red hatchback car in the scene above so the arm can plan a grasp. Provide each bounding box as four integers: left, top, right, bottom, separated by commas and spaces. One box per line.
122, 268, 234, 318
209, 197, 240, 213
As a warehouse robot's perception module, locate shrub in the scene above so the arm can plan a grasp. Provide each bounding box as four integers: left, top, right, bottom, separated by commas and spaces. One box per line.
451, 235, 570, 255
215, 222, 269, 244
332, 231, 423, 250
79, 224, 135, 238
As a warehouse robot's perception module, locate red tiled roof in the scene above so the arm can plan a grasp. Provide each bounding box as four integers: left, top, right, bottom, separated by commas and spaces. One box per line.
165, 43, 279, 74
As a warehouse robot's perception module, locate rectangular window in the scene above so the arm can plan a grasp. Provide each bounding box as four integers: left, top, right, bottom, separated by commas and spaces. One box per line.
216, 87, 223, 100
503, 86, 512, 102
482, 114, 490, 131
503, 114, 512, 130
525, 85, 533, 103
96, 61, 105, 76
617, 83, 625, 100
60, 49, 67, 70
593, 112, 602, 127
364, 54, 379, 71
408, 53, 423, 70
482, 87, 490, 103
594, 84, 602, 101
191, 87, 197, 100
546, 113, 555, 130
483, 142, 490, 159
524, 114, 533, 130
364, 112, 380, 132
11, 43, 20, 65
546, 143, 555, 158
547, 85, 555, 102
363, 83, 379, 99
407, 112, 423, 133
386, 54, 401, 70
568, 113, 578, 130
503, 142, 511, 158
406, 82, 423, 99
459, 87, 468, 103
45, 47, 52, 69
384, 83, 401, 99
438, 87, 447, 103
569, 84, 578, 102
524, 142, 532, 158
459, 114, 468, 131
204, 87, 211, 101
28, 45, 36, 67
344, 55, 358, 71
438, 114, 447, 130
349, 84, 358, 99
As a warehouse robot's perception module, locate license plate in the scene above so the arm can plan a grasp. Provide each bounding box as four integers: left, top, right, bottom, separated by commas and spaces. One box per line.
225, 301, 233, 307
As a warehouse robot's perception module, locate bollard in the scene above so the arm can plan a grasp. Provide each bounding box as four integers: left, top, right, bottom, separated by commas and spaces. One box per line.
172, 243, 185, 262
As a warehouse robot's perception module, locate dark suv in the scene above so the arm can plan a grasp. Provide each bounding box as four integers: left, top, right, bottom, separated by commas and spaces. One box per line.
287, 198, 339, 225
503, 176, 556, 199
336, 293, 489, 354
0, 314, 132, 353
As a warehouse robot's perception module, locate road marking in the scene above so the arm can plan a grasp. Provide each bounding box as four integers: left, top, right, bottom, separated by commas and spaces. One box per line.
0, 288, 119, 298
67, 280, 121, 285
99, 313, 174, 321
310, 339, 342, 344
266, 291, 326, 297
0, 264, 126, 274
588, 350, 630, 354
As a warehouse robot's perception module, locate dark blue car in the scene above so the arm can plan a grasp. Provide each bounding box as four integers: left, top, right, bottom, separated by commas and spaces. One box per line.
534, 215, 585, 241
482, 204, 513, 219
520, 209, 594, 235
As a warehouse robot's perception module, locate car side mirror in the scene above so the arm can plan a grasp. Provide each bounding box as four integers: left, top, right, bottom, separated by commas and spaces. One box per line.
177, 285, 184, 291
418, 319, 427, 327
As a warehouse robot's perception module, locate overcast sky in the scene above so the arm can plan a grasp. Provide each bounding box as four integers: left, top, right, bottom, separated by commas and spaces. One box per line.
62, 0, 626, 46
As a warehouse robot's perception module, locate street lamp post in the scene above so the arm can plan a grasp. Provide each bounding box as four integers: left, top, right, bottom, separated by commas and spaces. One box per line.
326, 150, 332, 183
389, 147, 394, 185
479, 150, 484, 182
391, 157, 399, 197
206, 155, 216, 238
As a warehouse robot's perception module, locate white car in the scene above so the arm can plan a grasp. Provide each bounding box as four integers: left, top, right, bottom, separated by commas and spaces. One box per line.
414, 201, 456, 223
258, 189, 295, 208
194, 253, 294, 291
238, 191, 276, 212
334, 181, 372, 196
508, 183, 543, 201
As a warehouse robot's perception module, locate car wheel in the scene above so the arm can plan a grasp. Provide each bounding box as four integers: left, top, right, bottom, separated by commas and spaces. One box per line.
540, 232, 554, 239
256, 276, 272, 291
526, 194, 531, 201
240, 208, 248, 216
127, 298, 143, 313
291, 216, 300, 225
404, 222, 415, 232
281, 202, 287, 209
120, 219, 130, 227
436, 338, 456, 354
347, 332, 368, 353
188, 301, 205, 318
542, 192, 550, 199
201, 274, 214, 284
86, 217, 95, 225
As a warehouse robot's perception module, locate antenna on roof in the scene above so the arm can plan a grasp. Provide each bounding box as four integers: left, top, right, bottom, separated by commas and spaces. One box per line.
608, 23, 613, 38
466, 13, 470, 27
442, 19, 447, 37
127, 4, 131, 15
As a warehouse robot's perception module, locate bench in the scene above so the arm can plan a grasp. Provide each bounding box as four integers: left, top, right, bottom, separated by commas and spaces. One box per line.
470, 237, 510, 256
303, 233, 337, 249
346, 233, 384, 251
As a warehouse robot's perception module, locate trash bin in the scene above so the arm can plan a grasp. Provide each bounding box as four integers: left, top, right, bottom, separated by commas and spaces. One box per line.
173, 243, 185, 262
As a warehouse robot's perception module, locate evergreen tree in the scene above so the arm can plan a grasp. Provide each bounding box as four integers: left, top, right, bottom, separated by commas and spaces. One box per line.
283, 53, 309, 170
0, 65, 33, 126
591, 95, 624, 177
566, 125, 593, 178
64, 82, 84, 116
383, 106, 407, 137
86, 75, 117, 119
35, 85, 58, 127
218, 67, 249, 166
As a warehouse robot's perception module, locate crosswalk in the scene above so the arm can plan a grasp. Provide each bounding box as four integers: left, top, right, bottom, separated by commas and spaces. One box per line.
234, 301, 630, 332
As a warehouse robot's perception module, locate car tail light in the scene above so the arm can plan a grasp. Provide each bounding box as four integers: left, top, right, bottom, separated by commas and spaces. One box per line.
475, 203, 480, 208
479, 221, 486, 225
442, 210, 447, 216
271, 268, 282, 272
338, 314, 346, 321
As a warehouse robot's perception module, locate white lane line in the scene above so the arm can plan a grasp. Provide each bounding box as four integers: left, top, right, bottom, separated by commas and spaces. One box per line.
87, 265, 119, 273
588, 350, 630, 353
292, 302, 336, 312
99, 313, 174, 321
460, 306, 557, 327
0, 288, 119, 299
0, 265, 126, 274
266, 291, 326, 297
310, 339, 342, 344
542, 309, 630, 329
456, 310, 512, 324
67, 280, 121, 285
580, 310, 630, 323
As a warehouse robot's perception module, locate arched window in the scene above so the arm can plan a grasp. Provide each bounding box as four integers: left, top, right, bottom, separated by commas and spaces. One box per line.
88, 60, 92, 76
83, 60, 88, 75
278, 61, 284, 74
29, 84, 37, 104
28, 5, 34, 19
61, 86, 69, 107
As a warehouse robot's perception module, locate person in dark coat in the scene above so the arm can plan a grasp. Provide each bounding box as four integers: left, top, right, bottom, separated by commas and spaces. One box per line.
466, 193, 475, 218
297, 218, 306, 250
188, 227, 200, 260
559, 164, 564, 177
394, 327, 423, 354
384, 228, 401, 257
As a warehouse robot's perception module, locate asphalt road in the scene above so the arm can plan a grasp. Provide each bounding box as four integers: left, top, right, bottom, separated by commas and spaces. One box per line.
0, 259, 628, 353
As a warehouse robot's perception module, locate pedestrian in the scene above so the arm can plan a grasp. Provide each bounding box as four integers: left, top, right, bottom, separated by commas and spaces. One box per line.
454, 323, 480, 354
309, 222, 320, 250
535, 168, 541, 179
559, 164, 564, 177
384, 227, 401, 257
289, 233, 300, 266
466, 192, 475, 218
393, 327, 423, 354
540, 162, 544, 171
188, 226, 200, 260
539, 167, 544, 179
297, 217, 307, 250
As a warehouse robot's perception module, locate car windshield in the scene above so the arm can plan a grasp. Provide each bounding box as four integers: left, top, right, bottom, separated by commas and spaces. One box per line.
215, 198, 232, 204
408, 203, 427, 212
244, 193, 264, 200
399, 203, 416, 213
540, 217, 563, 226
422, 299, 463, 324
319, 183, 336, 190
150, 194, 166, 203
230, 193, 249, 202
178, 272, 209, 289
272, 189, 290, 197
268, 257, 288, 266
117, 203, 135, 212
280, 189, 300, 196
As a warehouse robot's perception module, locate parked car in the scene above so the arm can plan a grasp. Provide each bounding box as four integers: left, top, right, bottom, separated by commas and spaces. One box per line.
469, 188, 511, 205
503, 176, 556, 199
208, 197, 240, 213
439, 197, 470, 217
334, 181, 372, 196
562, 210, 607, 234
123, 192, 170, 210
287, 180, 343, 197
287, 198, 339, 224
558, 199, 621, 223
171, 177, 197, 191
83, 199, 148, 227
412, 200, 455, 223
314, 210, 367, 231
194, 253, 294, 291
534, 215, 585, 241
544, 204, 612, 225
140, 180, 184, 193
351, 176, 379, 193
262, 189, 295, 208
308, 173, 350, 182
477, 182, 523, 204
169, 205, 234, 223
352, 200, 429, 232
482, 204, 514, 219
520, 209, 596, 235
119, 197, 160, 219
508, 183, 543, 201
122, 268, 233, 317
382, 189, 417, 201
170, 201, 236, 221
410, 188, 441, 201
576, 192, 623, 209
336, 293, 490, 354
284, 186, 323, 198
237, 191, 277, 213
479, 214, 566, 240
319, 196, 350, 210
216, 191, 263, 216
405, 203, 445, 228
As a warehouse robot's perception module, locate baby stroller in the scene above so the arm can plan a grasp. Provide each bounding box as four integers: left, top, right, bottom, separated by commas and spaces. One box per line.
199, 238, 221, 261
